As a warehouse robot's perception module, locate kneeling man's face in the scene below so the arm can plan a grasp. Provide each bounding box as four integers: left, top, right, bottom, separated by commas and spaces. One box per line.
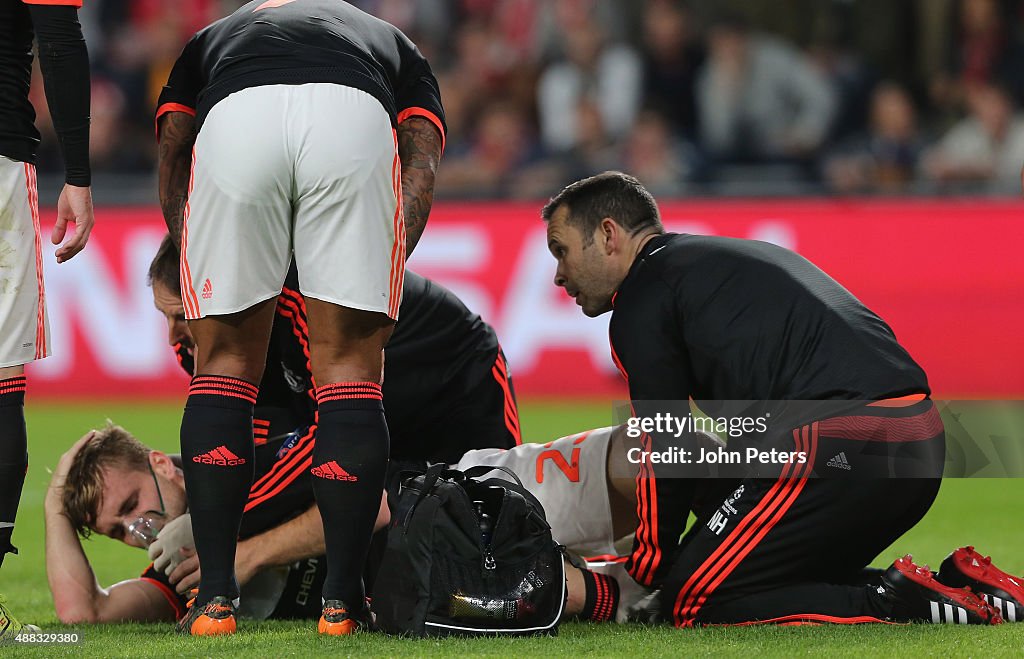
152, 281, 194, 358
546, 205, 620, 318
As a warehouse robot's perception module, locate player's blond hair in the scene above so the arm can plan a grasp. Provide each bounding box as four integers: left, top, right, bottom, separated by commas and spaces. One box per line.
62, 422, 151, 538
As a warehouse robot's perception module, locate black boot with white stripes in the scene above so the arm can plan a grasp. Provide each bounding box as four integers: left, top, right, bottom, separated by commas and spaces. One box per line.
883, 555, 1002, 625
937, 546, 1023, 623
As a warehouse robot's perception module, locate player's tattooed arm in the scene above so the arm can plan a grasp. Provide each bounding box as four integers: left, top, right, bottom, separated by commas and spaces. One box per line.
157, 112, 197, 251
397, 116, 443, 258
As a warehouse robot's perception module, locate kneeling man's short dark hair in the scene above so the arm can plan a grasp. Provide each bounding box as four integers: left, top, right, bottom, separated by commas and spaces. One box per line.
541, 171, 663, 244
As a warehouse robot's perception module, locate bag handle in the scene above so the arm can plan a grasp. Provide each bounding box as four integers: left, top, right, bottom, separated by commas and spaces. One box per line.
398, 463, 457, 524
415, 463, 450, 499
460, 464, 525, 489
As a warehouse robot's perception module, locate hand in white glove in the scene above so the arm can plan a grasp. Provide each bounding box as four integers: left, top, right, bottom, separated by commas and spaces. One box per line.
147, 513, 194, 575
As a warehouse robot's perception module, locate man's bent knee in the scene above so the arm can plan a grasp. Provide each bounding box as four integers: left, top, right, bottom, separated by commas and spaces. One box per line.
196, 350, 268, 384
188, 300, 276, 383
305, 300, 395, 384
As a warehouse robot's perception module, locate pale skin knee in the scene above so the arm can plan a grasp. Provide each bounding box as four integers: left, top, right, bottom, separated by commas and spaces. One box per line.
0, 365, 26, 379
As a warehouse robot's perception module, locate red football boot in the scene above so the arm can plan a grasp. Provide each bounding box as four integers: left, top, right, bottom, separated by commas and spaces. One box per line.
938, 546, 1023, 623
883, 555, 1002, 625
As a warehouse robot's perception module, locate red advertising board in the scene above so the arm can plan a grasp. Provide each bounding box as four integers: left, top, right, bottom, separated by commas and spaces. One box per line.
25, 200, 1024, 399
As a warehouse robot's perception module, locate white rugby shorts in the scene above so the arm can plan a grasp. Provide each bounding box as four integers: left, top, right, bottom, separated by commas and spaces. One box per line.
453, 426, 618, 557
0, 156, 50, 367
180, 83, 404, 320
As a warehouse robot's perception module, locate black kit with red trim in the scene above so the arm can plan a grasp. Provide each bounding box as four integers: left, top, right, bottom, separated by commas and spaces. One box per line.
155, 0, 445, 140
608, 232, 942, 626
0, 0, 91, 184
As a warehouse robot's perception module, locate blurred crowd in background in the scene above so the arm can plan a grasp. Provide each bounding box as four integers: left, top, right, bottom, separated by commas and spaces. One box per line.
29, 0, 1024, 197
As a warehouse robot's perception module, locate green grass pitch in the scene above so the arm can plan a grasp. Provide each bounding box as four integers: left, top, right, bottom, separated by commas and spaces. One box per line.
3, 400, 1023, 657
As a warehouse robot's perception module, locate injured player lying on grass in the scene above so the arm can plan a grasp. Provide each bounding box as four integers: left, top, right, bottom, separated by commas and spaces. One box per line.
44, 424, 644, 625
45, 424, 1023, 627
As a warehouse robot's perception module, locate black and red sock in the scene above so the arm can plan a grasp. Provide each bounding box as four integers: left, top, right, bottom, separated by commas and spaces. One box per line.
312, 382, 390, 605
0, 375, 28, 569
577, 569, 621, 623
180, 375, 257, 606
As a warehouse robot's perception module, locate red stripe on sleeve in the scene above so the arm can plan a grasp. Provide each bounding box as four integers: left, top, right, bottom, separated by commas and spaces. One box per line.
490, 349, 522, 444
396, 107, 446, 154
628, 428, 658, 585
155, 103, 197, 139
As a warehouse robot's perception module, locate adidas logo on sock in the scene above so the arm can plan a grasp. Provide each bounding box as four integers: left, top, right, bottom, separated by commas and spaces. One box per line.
192, 446, 246, 466
826, 452, 852, 470
201, 278, 213, 300
311, 461, 358, 481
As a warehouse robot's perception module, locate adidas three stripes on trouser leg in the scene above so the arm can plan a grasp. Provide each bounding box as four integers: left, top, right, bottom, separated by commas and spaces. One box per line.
660, 401, 946, 626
